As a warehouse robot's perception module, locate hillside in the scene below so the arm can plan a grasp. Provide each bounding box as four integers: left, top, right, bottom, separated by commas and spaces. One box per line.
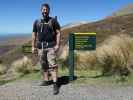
0, 35, 31, 60
61, 13, 133, 46
113, 4, 133, 17
61, 21, 88, 30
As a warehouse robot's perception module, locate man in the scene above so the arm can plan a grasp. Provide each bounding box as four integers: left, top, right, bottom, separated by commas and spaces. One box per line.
32, 3, 61, 95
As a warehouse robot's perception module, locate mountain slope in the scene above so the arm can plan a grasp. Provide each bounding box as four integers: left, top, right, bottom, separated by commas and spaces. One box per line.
113, 4, 133, 17
61, 21, 88, 30
61, 13, 133, 46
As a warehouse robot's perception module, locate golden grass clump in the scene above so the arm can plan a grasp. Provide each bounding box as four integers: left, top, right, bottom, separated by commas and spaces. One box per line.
11, 56, 36, 75
75, 51, 96, 69
96, 34, 133, 75
0, 64, 6, 75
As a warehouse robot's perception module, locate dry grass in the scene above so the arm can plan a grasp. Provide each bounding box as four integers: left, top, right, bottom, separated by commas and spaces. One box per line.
58, 44, 97, 69
0, 64, 6, 75
11, 56, 36, 76
59, 44, 69, 60
59, 34, 133, 76
97, 34, 133, 75
75, 51, 97, 70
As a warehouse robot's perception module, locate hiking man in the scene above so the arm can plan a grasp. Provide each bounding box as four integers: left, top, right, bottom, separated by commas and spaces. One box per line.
32, 3, 61, 95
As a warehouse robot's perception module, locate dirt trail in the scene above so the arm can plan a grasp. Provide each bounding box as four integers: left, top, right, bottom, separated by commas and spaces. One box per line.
0, 80, 133, 100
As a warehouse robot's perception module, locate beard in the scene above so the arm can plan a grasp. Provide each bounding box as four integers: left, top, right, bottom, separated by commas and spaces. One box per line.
42, 12, 49, 20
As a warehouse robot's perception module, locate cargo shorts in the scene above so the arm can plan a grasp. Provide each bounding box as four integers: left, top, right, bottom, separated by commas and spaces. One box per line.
38, 48, 57, 72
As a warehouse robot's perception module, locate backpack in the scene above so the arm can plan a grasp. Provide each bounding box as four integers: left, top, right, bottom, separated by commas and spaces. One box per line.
36, 16, 57, 48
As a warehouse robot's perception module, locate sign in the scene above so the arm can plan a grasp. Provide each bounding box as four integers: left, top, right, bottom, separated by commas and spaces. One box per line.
22, 45, 32, 53
69, 32, 96, 81
74, 33, 96, 50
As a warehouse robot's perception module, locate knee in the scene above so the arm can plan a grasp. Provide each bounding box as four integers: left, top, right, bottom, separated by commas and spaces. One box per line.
49, 66, 58, 72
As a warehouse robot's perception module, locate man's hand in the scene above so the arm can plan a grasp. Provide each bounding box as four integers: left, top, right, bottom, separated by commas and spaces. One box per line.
32, 47, 37, 54
53, 45, 59, 52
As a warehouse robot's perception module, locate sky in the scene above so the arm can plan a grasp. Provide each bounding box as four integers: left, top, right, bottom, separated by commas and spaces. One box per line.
0, 0, 133, 34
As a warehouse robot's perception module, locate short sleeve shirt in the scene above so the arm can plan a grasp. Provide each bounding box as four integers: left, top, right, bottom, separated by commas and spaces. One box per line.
32, 17, 60, 33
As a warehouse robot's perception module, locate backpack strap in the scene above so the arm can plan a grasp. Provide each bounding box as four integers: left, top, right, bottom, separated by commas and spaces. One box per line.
36, 17, 57, 33
48, 16, 58, 32
36, 19, 42, 27
36, 19, 42, 32
48, 17, 55, 32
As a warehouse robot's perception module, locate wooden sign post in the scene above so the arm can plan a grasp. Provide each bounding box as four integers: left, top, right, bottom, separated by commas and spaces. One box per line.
69, 32, 96, 81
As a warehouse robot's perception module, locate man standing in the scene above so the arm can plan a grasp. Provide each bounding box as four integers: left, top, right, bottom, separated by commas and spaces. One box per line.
32, 3, 61, 95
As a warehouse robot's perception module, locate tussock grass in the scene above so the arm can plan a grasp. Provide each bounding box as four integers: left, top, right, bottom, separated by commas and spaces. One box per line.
0, 64, 6, 75
58, 44, 97, 70
97, 34, 133, 76
59, 34, 133, 77
11, 56, 37, 76
59, 44, 69, 60
75, 51, 97, 70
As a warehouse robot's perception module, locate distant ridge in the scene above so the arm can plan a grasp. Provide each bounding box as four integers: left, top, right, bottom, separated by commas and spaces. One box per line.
113, 4, 133, 17
0, 33, 31, 46
61, 13, 133, 46
61, 21, 88, 30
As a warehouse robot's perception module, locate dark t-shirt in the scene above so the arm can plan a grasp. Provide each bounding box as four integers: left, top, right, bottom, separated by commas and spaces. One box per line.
32, 17, 60, 33
32, 16, 60, 44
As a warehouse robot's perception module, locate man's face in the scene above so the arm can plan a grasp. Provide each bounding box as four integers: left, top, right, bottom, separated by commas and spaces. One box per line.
41, 6, 49, 17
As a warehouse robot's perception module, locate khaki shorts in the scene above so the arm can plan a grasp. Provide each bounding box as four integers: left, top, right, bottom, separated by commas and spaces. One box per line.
38, 48, 57, 71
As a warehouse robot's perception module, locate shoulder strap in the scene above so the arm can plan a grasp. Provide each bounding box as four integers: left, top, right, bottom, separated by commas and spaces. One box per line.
36, 17, 57, 32
36, 19, 42, 27
37, 18, 47, 33
48, 17, 55, 32
48, 17, 53, 26
48, 16, 58, 31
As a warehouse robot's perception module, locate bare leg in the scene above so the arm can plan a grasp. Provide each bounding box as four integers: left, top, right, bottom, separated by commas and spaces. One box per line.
50, 67, 58, 82
50, 67, 59, 95
43, 71, 49, 81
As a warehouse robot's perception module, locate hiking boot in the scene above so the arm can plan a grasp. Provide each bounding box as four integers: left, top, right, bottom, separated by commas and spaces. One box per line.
53, 82, 59, 95
39, 81, 49, 86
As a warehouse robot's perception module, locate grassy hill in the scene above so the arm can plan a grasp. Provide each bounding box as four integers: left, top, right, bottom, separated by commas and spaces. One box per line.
0, 35, 31, 67
113, 4, 133, 17
61, 13, 133, 46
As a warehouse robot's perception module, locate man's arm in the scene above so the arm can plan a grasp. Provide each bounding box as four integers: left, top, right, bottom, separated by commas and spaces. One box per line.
32, 20, 38, 53
32, 32, 37, 48
56, 29, 61, 46
54, 29, 61, 51
32, 32, 37, 53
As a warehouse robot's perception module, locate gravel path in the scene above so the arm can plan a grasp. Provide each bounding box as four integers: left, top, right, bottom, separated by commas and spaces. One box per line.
0, 80, 133, 100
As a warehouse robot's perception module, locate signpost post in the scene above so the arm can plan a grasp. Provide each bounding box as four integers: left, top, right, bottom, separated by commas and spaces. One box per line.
69, 32, 96, 81
69, 33, 75, 81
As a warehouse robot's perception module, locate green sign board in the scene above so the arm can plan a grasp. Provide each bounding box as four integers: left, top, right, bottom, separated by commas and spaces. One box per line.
69, 33, 96, 50
22, 45, 32, 53
74, 33, 96, 50
69, 32, 96, 81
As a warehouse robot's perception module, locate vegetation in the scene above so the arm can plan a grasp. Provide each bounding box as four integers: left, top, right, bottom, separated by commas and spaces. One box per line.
59, 34, 133, 79
0, 64, 6, 75
10, 56, 38, 77
97, 34, 133, 76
